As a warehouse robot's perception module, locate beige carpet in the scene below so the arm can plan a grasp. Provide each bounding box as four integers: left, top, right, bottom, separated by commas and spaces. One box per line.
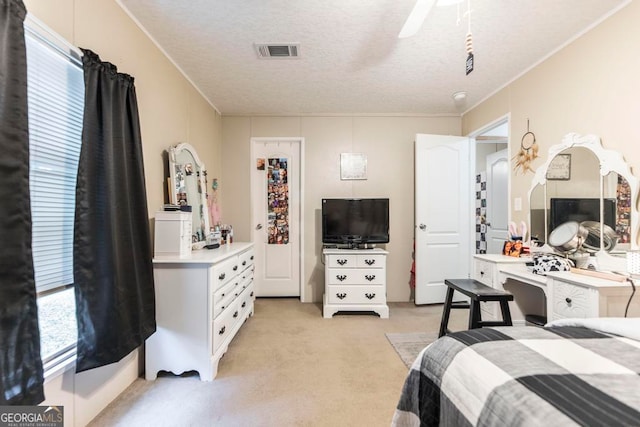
385, 332, 437, 368
88, 299, 466, 427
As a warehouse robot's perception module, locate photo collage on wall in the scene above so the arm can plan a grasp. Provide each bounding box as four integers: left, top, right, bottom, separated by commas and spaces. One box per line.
616, 175, 631, 243
267, 157, 289, 244
475, 172, 487, 254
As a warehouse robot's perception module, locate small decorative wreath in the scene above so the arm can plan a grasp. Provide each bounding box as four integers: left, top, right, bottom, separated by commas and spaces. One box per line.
521, 130, 536, 151
513, 120, 539, 174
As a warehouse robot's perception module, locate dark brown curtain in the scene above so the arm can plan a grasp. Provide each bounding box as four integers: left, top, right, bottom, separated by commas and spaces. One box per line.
0, 0, 45, 404
74, 49, 155, 373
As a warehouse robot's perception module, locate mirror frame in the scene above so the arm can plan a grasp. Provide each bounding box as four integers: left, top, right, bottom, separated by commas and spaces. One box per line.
168, 142, 210, 250
527, 132, 639, 253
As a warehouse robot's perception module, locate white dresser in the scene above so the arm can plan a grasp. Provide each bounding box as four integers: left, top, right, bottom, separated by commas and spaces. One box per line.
323, 248, 389, 318
146, 242, 255, 381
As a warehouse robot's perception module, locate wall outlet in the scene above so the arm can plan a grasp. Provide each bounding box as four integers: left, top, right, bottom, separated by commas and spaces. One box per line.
514, 197, 522, 212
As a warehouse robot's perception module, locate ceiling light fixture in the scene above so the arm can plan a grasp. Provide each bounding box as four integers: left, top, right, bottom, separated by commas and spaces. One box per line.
452, 91, 467, 103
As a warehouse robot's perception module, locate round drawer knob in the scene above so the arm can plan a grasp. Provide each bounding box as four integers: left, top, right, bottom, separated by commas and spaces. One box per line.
565, 297, 572, 304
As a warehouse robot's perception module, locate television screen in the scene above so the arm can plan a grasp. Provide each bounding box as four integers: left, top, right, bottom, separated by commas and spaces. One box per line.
322, 198, 389, 245
549, 198, 616, 233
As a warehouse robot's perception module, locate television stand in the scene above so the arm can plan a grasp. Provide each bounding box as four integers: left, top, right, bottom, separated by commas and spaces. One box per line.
322, 248, 389, 318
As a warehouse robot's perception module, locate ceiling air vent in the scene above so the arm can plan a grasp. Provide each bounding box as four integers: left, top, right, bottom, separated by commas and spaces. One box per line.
254, 43, 300, 59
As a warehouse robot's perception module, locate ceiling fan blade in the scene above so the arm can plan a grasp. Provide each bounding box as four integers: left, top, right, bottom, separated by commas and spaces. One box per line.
398, 0, 437, 39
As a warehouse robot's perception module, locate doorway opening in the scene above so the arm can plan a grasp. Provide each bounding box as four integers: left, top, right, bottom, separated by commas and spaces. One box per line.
470, 117, 510, 255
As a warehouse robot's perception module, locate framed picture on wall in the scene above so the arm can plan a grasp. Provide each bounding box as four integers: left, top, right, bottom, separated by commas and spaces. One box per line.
546, 154, 571, 180
340, 153, 367, 180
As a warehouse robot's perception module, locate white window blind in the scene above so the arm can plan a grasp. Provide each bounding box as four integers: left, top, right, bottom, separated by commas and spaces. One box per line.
26, 28, 84, 293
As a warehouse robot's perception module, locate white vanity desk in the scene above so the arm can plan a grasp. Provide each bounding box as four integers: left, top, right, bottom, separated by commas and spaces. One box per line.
474, 254, 639, 325
474, 132, 640, 325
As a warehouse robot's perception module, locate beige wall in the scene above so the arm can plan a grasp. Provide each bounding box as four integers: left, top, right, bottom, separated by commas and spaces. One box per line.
23, 0, 221, 424
221, 115, 461, 303
463, 2, 640, 241
25, 0, 222, 220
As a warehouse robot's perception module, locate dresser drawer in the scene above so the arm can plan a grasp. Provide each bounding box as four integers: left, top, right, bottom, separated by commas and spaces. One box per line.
239, 263, 254, 284
212, 297, 241, 354
356, 254, 385, 269
238, 248, 255, 272
239, 273, 253, 293
213, 279, 238, 319
326, 285, 386, 304
326, 254, 357, 268
240, 281, 254, 314
211, 255, 239, 290
473, 259, 494, 286
326, 268, 384, 285
552, 281, 598, 319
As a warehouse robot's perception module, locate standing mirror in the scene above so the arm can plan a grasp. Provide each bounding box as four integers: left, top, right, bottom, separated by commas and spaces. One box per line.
528, 133, 639, 264
168, 143, 210, 249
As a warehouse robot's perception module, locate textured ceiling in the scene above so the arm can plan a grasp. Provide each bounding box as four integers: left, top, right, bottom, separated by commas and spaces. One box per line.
119, 0, 627, 115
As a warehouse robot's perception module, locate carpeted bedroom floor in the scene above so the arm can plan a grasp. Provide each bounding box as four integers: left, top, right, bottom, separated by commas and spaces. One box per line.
88, 298, 468, 427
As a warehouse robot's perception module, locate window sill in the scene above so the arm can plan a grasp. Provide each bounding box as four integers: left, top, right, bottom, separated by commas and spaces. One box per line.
37, 287, 77, 383
43, 348, 76, 384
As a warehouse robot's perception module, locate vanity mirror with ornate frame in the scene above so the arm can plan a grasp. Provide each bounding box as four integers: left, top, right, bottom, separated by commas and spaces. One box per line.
527, 133, 639, 269
168, 143, 210, 249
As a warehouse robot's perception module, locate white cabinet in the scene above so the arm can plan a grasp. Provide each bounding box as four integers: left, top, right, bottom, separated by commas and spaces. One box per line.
323, 248, 389, 318
146, 243, 255, 381
154, 211, 192, 257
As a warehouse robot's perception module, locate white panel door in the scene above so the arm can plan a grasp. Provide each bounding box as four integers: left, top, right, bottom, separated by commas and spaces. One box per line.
486, 149, 509, 254
251, 138, 301, 296
415, 134, 471, 304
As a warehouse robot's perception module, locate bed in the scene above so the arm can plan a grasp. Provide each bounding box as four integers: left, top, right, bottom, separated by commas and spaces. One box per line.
392, 318, 640, 426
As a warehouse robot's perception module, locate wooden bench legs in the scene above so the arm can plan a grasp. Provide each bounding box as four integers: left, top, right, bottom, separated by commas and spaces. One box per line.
438, 279, 514, 338
438, 287, 454, 338
438, 287, 476, 338
469, 300, 481, 330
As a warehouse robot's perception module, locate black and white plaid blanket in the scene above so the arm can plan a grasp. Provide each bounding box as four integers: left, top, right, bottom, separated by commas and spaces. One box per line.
392, 322, 640, 426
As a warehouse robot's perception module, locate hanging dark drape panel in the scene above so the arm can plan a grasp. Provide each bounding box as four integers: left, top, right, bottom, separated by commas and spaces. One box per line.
0, 0, 45, 404
74, 49, 155, 373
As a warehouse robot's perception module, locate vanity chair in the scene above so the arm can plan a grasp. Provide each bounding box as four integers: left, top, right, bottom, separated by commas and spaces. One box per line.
474, 133, 640, 325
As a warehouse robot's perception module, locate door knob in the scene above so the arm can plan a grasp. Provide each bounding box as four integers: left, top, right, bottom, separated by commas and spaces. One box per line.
256, 223, 263, 230
419, 224, 426, 231
485, 222, 491, 227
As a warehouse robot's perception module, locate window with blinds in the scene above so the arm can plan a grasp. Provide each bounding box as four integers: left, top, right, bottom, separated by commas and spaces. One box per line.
26, 27, 84, 294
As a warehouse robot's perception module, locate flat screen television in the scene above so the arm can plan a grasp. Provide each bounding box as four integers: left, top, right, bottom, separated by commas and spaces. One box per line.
549, 198, 616, 232
321, 198, 389, 245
